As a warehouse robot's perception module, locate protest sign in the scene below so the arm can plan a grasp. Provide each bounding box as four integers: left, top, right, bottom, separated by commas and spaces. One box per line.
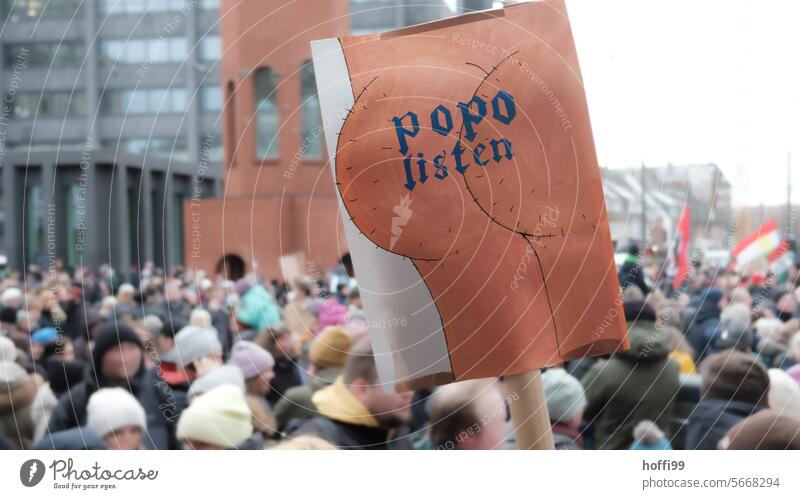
311, 0, 628, 401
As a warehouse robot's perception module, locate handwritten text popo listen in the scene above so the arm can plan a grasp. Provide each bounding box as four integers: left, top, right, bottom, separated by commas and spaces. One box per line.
392, 90, 516, 191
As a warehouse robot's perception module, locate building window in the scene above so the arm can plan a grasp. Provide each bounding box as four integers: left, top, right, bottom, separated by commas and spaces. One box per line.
102, 137, 188, 158
225, 81, 236, 166
170, 193, 184, 267
8, 91, 86, 119
100, 37, 187, 64
1, 0, 82, 21
3, 41, 84, 69
201, 0, 219, 9
65, 184, 83, 267
101, 88, 186, 115
300, 61, 323, 160
200, 85, 221, 112
25, 184, 44, 264
98, 0, 184, 15
199, 35, 220, 62
0, 187, 4, 251
201, 133, 223, 163
254, 67, 279, 160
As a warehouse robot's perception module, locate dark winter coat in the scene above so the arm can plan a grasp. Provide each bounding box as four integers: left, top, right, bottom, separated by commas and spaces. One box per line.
582, 320, 680, 449
685, 288, 723, 362
685, 398, 763, 450
47, 362, 188, 450
293, 417, 414, 450
33, 426, 107, 450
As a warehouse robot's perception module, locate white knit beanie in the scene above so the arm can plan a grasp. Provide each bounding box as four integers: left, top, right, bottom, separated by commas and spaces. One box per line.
541, 368, 587, 424
177, 384, 253, 449
0, 336, 16, 363
768, 368, 800, 417
86, 388, 147, 438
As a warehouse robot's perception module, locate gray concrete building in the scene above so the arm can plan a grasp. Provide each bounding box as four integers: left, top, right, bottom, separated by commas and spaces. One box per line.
0, 0, 225, 273
1, 148, 218, 273
0, 0, 492, 273
602, 163, 733, 251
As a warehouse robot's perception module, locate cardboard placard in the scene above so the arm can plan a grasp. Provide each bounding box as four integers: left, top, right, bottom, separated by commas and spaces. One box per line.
312, 0, 628, 391
279, 251, 307, 283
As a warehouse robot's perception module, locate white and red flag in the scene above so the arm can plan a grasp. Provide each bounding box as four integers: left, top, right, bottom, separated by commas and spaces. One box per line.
732, 219, 786, 268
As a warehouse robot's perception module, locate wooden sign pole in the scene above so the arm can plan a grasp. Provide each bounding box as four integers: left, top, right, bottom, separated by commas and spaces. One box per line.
505, 370, 555, 450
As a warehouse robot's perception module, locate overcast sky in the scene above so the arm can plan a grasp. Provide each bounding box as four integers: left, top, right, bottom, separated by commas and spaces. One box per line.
564, 0, 799, 207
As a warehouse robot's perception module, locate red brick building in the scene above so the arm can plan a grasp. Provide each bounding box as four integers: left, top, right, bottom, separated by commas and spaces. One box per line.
184, 0, 350, 279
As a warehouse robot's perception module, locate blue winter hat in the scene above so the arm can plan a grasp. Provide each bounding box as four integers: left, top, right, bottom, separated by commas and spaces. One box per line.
31, 327, 58, 345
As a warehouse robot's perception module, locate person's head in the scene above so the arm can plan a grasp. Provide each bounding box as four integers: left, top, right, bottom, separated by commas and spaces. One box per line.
86, 388, 146, 450
776, 292, 797, 321
655, 306, 682, 331
188, 365, 246, 399
541, 368, 586, 429
767, 368, 800, 416
623, 300, 656, 325
262, 325, 300, 360
309, 326, 352, 371
755, 318, 784, 341
139, 314, 163, 341
0, 306, 17, 328
116, 283, 136, 305
164, 282, 183, 302
42, 337, 75, 362
229, 341, 275, 396
270, 435, 338, 450
720, 303, 752, 326
177, 385, 253, 450
0, 287, 22, 309
165, 325, 223, 380
729, 286, 753, 308
429, 378, 507, 450
714, 319, 754, 353
342, 338, 412, 429
30, 327, 58, 360
189, 308, 213, 328
155, 318, 183, 355
91, 322, 144, 383
16, 309, 39, 334
699, 349, 770, 407
719, 410, 800, 450
0, 336, 16, 363
348, 288, 361, 309
630, 420, 672, 450
702, 287, 727, 311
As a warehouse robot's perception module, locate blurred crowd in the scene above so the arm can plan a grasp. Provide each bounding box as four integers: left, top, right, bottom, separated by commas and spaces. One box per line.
1, 246, 799, 451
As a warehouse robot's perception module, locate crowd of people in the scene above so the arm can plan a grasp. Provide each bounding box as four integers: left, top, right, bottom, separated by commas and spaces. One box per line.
1, 247, 800, 451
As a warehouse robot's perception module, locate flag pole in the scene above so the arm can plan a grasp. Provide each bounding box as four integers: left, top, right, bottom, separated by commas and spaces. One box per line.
505, 370, 555, 450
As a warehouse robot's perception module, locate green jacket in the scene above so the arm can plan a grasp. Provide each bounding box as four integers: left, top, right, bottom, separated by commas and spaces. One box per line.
581, 321, 680, 449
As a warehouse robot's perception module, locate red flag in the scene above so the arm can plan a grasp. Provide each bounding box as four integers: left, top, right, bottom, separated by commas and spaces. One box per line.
671, 203, 691, 288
